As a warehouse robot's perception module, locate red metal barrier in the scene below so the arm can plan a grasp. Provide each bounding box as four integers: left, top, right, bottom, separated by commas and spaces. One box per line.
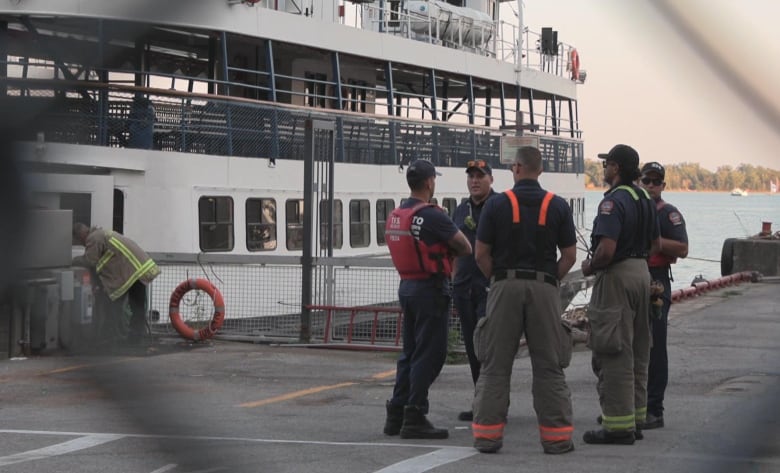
307, 305, 404, 350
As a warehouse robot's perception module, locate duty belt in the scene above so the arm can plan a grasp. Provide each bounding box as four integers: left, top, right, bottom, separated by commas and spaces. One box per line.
491, 269, 558, 287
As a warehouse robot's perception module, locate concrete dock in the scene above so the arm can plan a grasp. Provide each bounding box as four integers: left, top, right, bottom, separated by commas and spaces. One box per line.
1, 280, 778, 473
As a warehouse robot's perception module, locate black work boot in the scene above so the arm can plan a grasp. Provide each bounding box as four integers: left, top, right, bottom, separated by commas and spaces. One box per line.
582, 429, 635, 445
639, 413, 664, 430
383, 401, 404, 436
400, 406, 449, 439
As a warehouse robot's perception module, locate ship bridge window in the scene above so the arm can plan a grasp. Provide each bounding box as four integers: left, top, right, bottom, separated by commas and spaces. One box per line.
199, 196, 234, 252
442, 198, 457, 218
246, 198, 277, 251
286, 199, 304, 251
376, 199, 395, 246
349, 199, 371, 248
319, 199, 343, 249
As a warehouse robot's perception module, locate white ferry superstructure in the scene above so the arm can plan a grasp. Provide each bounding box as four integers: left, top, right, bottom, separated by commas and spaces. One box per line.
3, 0, 589, 333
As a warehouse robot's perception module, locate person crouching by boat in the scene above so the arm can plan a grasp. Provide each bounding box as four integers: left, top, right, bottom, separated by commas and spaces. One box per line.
581, 145, 660, 445
471, 146, 577, 455
72, 223, 160, 346
639, 162, 688, 430
451, 158, 497, 422
383, 159, 472, 439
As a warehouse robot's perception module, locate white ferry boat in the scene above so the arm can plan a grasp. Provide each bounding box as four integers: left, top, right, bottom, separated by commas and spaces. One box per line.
3, 0, 588, 339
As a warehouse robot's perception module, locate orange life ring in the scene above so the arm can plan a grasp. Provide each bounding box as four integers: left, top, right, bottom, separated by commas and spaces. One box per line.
569, 49, 580, 81
169, 278, 225, 341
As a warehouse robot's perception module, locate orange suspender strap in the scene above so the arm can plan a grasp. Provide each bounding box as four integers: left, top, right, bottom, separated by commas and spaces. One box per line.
503, 190, 555, 225
539, 424, 574, 442
472, 422, 506, 440
503, 190, 520, 223
538, 191, 554, 226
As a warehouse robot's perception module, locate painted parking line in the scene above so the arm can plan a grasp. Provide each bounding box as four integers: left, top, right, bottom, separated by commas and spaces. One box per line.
373, 448, 478, 473
238, 368, 396, 408
0, 433, 124, 467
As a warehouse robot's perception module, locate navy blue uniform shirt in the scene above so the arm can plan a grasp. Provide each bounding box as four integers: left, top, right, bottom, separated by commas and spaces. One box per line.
656, 200, 688, 246
477, 179, 576, 276
591, 184, 660, 261
452, 190, 497, 286
399, 198, 459, 295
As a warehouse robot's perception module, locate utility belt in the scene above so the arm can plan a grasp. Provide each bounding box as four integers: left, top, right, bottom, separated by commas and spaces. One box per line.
491, 268, 558, 287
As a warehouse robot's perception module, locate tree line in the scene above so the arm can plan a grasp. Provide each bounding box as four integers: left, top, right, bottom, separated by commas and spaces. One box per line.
583, 160, 780, 192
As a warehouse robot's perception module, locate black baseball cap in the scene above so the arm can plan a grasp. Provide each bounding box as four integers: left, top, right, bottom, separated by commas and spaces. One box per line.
406, 159, 441, 183
598, 144, 639, 170
465, 159, 492, 176
641, 161, 665, 179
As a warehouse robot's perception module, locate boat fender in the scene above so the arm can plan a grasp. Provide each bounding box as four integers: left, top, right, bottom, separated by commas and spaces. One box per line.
569, 49, 580, 81
682, 286, 697, 299
671, 289, 683, 303
720, 238, 737, 276
169, 278, 226, 341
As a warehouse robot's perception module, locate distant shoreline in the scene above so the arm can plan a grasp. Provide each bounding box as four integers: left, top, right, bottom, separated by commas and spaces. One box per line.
584, 186, 777, 195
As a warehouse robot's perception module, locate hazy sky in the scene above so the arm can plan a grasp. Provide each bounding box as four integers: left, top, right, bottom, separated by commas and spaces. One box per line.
521, 0, 780, 171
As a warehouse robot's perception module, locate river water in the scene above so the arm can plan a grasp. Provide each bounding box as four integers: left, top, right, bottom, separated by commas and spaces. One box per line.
582, 190, 780, 291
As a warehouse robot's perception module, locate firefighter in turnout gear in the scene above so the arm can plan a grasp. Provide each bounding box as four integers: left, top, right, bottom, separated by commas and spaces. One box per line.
471, 146, 578, 455
581, 145, 661, 445
383, 159, 472, 440
640, 161, 688, 430
72, 223, 160, 345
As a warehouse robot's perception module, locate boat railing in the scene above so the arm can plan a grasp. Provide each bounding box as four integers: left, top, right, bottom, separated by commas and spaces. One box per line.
349, 2, 579, 80
2, 76, 583, 173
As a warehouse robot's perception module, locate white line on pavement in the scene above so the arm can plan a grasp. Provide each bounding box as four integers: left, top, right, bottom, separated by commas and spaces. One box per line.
149, 464, 178, 473
373, 448, 478, 473
0, 433, 124, 467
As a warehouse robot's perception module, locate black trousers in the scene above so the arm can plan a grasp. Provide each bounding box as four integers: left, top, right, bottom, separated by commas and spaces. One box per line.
648, 266, 671, 417
453, 281, 488, 386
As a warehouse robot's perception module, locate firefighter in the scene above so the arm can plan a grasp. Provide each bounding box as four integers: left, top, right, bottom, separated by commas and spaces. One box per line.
471, 146, 578, 455
72, 223, 160, 345
581, 144, 661, 445
640, 162, 688, 430
382, 159, 472, 440
451, 159, 498, 421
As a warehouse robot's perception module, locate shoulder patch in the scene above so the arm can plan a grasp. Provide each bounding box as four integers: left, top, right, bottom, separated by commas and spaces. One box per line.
599, 200, 614, 215
668, 211, 683, 225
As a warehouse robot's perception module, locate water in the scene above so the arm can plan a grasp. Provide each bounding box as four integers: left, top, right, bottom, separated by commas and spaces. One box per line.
582, 190, 780, 291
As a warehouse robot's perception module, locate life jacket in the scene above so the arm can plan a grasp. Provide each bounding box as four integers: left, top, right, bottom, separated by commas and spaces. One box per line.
385, 202, 453, 279
648, 198, 677, 268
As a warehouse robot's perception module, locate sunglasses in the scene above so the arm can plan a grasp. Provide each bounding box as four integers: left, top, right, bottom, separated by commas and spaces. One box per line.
467, 159, 488, 168
601, 160, 615, 168
641, 177, 664, 186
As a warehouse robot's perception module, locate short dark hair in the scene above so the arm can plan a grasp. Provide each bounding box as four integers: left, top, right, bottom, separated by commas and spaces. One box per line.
515, 146, 542, 172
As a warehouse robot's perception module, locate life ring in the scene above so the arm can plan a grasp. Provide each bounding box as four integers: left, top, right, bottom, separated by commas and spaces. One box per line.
569, 49, 580, 81
169, 278, 225, 341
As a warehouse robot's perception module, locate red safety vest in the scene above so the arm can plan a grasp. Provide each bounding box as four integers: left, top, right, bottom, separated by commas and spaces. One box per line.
385, 202, 453, 279
648, 199, 677, 268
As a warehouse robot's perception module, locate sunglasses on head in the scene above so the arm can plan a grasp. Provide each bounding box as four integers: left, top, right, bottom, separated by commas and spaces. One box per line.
467, 159, 488, 168
641, 177, 664, 186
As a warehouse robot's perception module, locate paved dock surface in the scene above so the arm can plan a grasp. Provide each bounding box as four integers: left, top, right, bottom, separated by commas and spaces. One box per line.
1, 281, 779, 473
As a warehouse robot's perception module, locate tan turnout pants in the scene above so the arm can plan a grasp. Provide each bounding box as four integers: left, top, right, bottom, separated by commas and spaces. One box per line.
472, 277, 574, 452
587, 258, 652, 432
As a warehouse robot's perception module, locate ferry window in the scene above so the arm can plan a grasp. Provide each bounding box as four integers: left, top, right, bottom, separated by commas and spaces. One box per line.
442, 198, 457, 218
346, 79, 367, 113
199, 196, 234, 252
246, 198, 277, 251
113, 189, 124, 234
286, 199, 304, 251
305, 72, 328, 108
376, 199, 395, 246
319, 199, 343, 249
349, 199, 371, 248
